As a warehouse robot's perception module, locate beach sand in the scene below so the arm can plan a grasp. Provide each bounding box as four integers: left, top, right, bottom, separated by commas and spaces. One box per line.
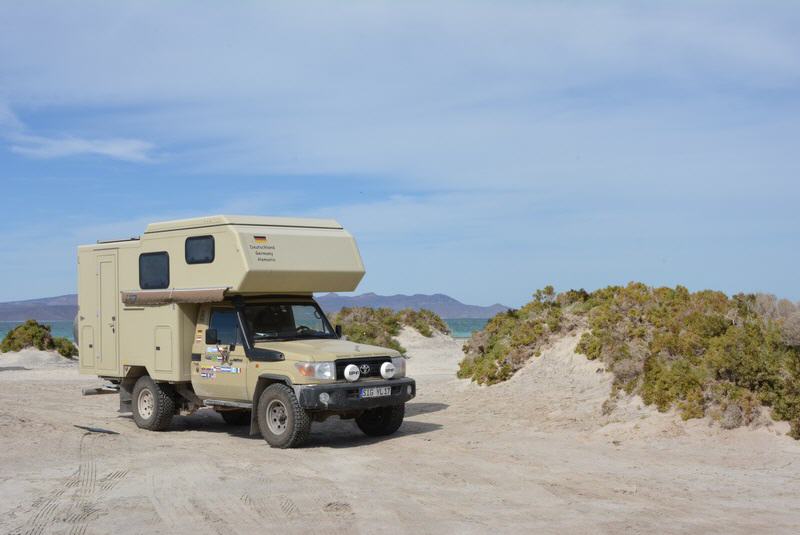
1, 330, 798, 534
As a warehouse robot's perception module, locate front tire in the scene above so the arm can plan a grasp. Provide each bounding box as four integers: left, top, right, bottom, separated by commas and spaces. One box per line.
257, 384, 311, 448
356, 404, 405, 437
132, 376, 175, 431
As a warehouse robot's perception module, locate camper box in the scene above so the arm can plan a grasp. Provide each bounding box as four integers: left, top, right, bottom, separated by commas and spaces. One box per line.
76, 215, 365, 382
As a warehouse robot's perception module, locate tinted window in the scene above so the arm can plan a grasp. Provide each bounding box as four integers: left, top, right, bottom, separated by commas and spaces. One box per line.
186, 235, 215, 264
139, 252, 169, 289
293, 305, 326, 332
209, 309, 239, 345
244, 303, 334, 340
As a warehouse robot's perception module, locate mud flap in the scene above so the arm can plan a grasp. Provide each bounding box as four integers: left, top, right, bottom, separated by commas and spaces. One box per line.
119, 382, 133, 413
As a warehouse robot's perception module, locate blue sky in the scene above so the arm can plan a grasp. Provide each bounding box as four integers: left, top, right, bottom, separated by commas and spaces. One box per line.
0, 1, 798, 306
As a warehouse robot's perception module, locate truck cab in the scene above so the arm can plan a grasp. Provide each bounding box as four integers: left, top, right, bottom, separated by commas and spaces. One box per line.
186, 296, 414, 447
77, 215, 415, 448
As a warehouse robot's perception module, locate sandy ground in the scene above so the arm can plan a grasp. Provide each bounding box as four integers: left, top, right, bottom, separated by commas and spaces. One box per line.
1, 329, 799, 534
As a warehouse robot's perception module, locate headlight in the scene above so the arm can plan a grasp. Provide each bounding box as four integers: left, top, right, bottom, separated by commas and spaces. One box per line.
380, 361, 396, 379
295, 361, 335, 380
391, 357, 407, 378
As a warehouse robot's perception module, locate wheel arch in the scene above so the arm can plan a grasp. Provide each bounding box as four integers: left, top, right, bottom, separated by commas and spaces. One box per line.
250, 374, 293, 436
119, 365, 150, 413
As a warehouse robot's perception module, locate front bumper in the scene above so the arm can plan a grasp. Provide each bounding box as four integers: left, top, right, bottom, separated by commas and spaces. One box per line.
294, 377, 416, 411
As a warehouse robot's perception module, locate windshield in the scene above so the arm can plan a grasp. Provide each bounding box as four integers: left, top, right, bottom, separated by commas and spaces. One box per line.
244, 302, 335, 341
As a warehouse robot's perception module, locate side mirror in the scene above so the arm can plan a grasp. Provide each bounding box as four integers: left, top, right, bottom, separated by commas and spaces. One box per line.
335, 324, 343, 338
205, 328, 219, 345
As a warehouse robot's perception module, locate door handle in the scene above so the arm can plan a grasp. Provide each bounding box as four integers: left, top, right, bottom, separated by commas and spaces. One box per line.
230, 358, 243, 362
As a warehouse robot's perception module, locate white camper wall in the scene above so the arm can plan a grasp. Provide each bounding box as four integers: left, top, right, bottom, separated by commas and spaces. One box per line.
77, 214, 368, 382
115, 241, 196, 382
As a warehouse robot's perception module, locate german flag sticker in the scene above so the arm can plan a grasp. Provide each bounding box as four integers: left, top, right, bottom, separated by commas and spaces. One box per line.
254, 235, 267, 244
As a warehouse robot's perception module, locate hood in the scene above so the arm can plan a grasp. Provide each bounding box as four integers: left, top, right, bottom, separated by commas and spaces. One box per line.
253, 338, 401, 361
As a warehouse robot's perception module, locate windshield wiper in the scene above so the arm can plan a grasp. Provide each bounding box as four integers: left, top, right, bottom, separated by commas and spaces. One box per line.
254, 332, 332, 342
292, 332, 333, 339
253, 333, 293, 341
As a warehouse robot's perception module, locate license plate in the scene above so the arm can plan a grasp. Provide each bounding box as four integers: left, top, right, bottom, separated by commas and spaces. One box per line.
359, 386, 391, 398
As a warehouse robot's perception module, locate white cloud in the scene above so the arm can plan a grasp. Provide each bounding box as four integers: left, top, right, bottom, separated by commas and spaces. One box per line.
0, 103, 23, 130
0, 1, 797, 183
9, 133, 154, 162
1, 96, 155, 162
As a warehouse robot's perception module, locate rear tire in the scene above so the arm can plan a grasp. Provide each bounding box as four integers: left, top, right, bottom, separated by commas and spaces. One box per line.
257, 384, 311, 448
219, 410, 251, 426
132, 376, 175, 431
356, 404, 405, 437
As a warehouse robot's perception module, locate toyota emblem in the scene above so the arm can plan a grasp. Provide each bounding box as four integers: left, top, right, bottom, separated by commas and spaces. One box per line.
359, 364, 371, 375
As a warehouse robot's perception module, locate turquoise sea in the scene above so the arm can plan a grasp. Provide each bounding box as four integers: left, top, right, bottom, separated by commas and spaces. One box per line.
0, 320, 75, 342
444, 318, 488, 339
1, 318, 488, 344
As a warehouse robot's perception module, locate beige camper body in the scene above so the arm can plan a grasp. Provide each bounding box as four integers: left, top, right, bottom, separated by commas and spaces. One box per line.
77, 215, 365, 382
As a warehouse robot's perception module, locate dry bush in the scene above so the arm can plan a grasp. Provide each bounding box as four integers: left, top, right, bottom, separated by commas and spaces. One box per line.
781, 312, 800, 348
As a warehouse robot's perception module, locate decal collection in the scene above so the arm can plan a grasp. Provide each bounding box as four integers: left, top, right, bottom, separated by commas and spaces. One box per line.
197, 343, 240, 380
205, 345, 228, 362
199, 365, 241, 380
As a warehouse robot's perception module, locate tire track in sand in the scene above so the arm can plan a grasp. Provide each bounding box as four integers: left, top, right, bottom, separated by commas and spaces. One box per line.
15, 432, 128, 535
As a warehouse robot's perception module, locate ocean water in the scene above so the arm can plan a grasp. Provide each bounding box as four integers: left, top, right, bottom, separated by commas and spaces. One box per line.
444, 318, 489, 339
0, 320, 75, 342
1, 318, 488, 345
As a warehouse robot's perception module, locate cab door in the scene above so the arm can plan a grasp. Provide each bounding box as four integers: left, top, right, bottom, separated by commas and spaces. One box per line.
191, 308, 248, 400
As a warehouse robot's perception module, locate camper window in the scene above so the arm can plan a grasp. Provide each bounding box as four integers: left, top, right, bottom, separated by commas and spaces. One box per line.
185, 235, 215, 264
139, 252, 170, 289
209, 309, 239, 346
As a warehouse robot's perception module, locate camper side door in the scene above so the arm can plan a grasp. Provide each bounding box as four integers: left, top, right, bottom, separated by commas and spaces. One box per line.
191, 307, 247, 400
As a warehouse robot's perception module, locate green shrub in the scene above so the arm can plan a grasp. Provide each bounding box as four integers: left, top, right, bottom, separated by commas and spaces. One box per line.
1, 320, 77, 358
1, 319, 53, 352
641, 357, 706, 417
460, 283, 800, 438
328, 307, 450, 353
53, 336, 78, 358
397, 309, 450, 337
459, 287, 569, 385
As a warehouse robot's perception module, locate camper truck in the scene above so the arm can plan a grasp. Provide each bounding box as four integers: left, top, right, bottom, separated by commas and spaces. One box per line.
77, 215, 415, 448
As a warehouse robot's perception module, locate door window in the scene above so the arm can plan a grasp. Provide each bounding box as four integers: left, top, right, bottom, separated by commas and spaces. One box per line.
209, 309, 239, 345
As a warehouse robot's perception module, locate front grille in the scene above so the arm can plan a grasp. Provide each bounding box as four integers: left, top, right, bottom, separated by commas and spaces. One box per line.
335, 357, 391, 380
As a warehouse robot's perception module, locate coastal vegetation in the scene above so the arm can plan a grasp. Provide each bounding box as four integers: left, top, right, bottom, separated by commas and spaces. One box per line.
329, 307, 450, 353
1, 319, 78, 358
459, 283, 800, 438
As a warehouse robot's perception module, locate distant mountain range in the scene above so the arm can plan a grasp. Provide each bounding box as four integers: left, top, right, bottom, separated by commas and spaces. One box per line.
0, 293, 507, 321
316, 293, 508, 319
0, 295, 78, 321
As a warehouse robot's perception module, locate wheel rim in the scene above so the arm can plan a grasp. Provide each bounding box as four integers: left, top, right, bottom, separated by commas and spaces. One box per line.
137, 389, 155, 419
266, 400, 288, 435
